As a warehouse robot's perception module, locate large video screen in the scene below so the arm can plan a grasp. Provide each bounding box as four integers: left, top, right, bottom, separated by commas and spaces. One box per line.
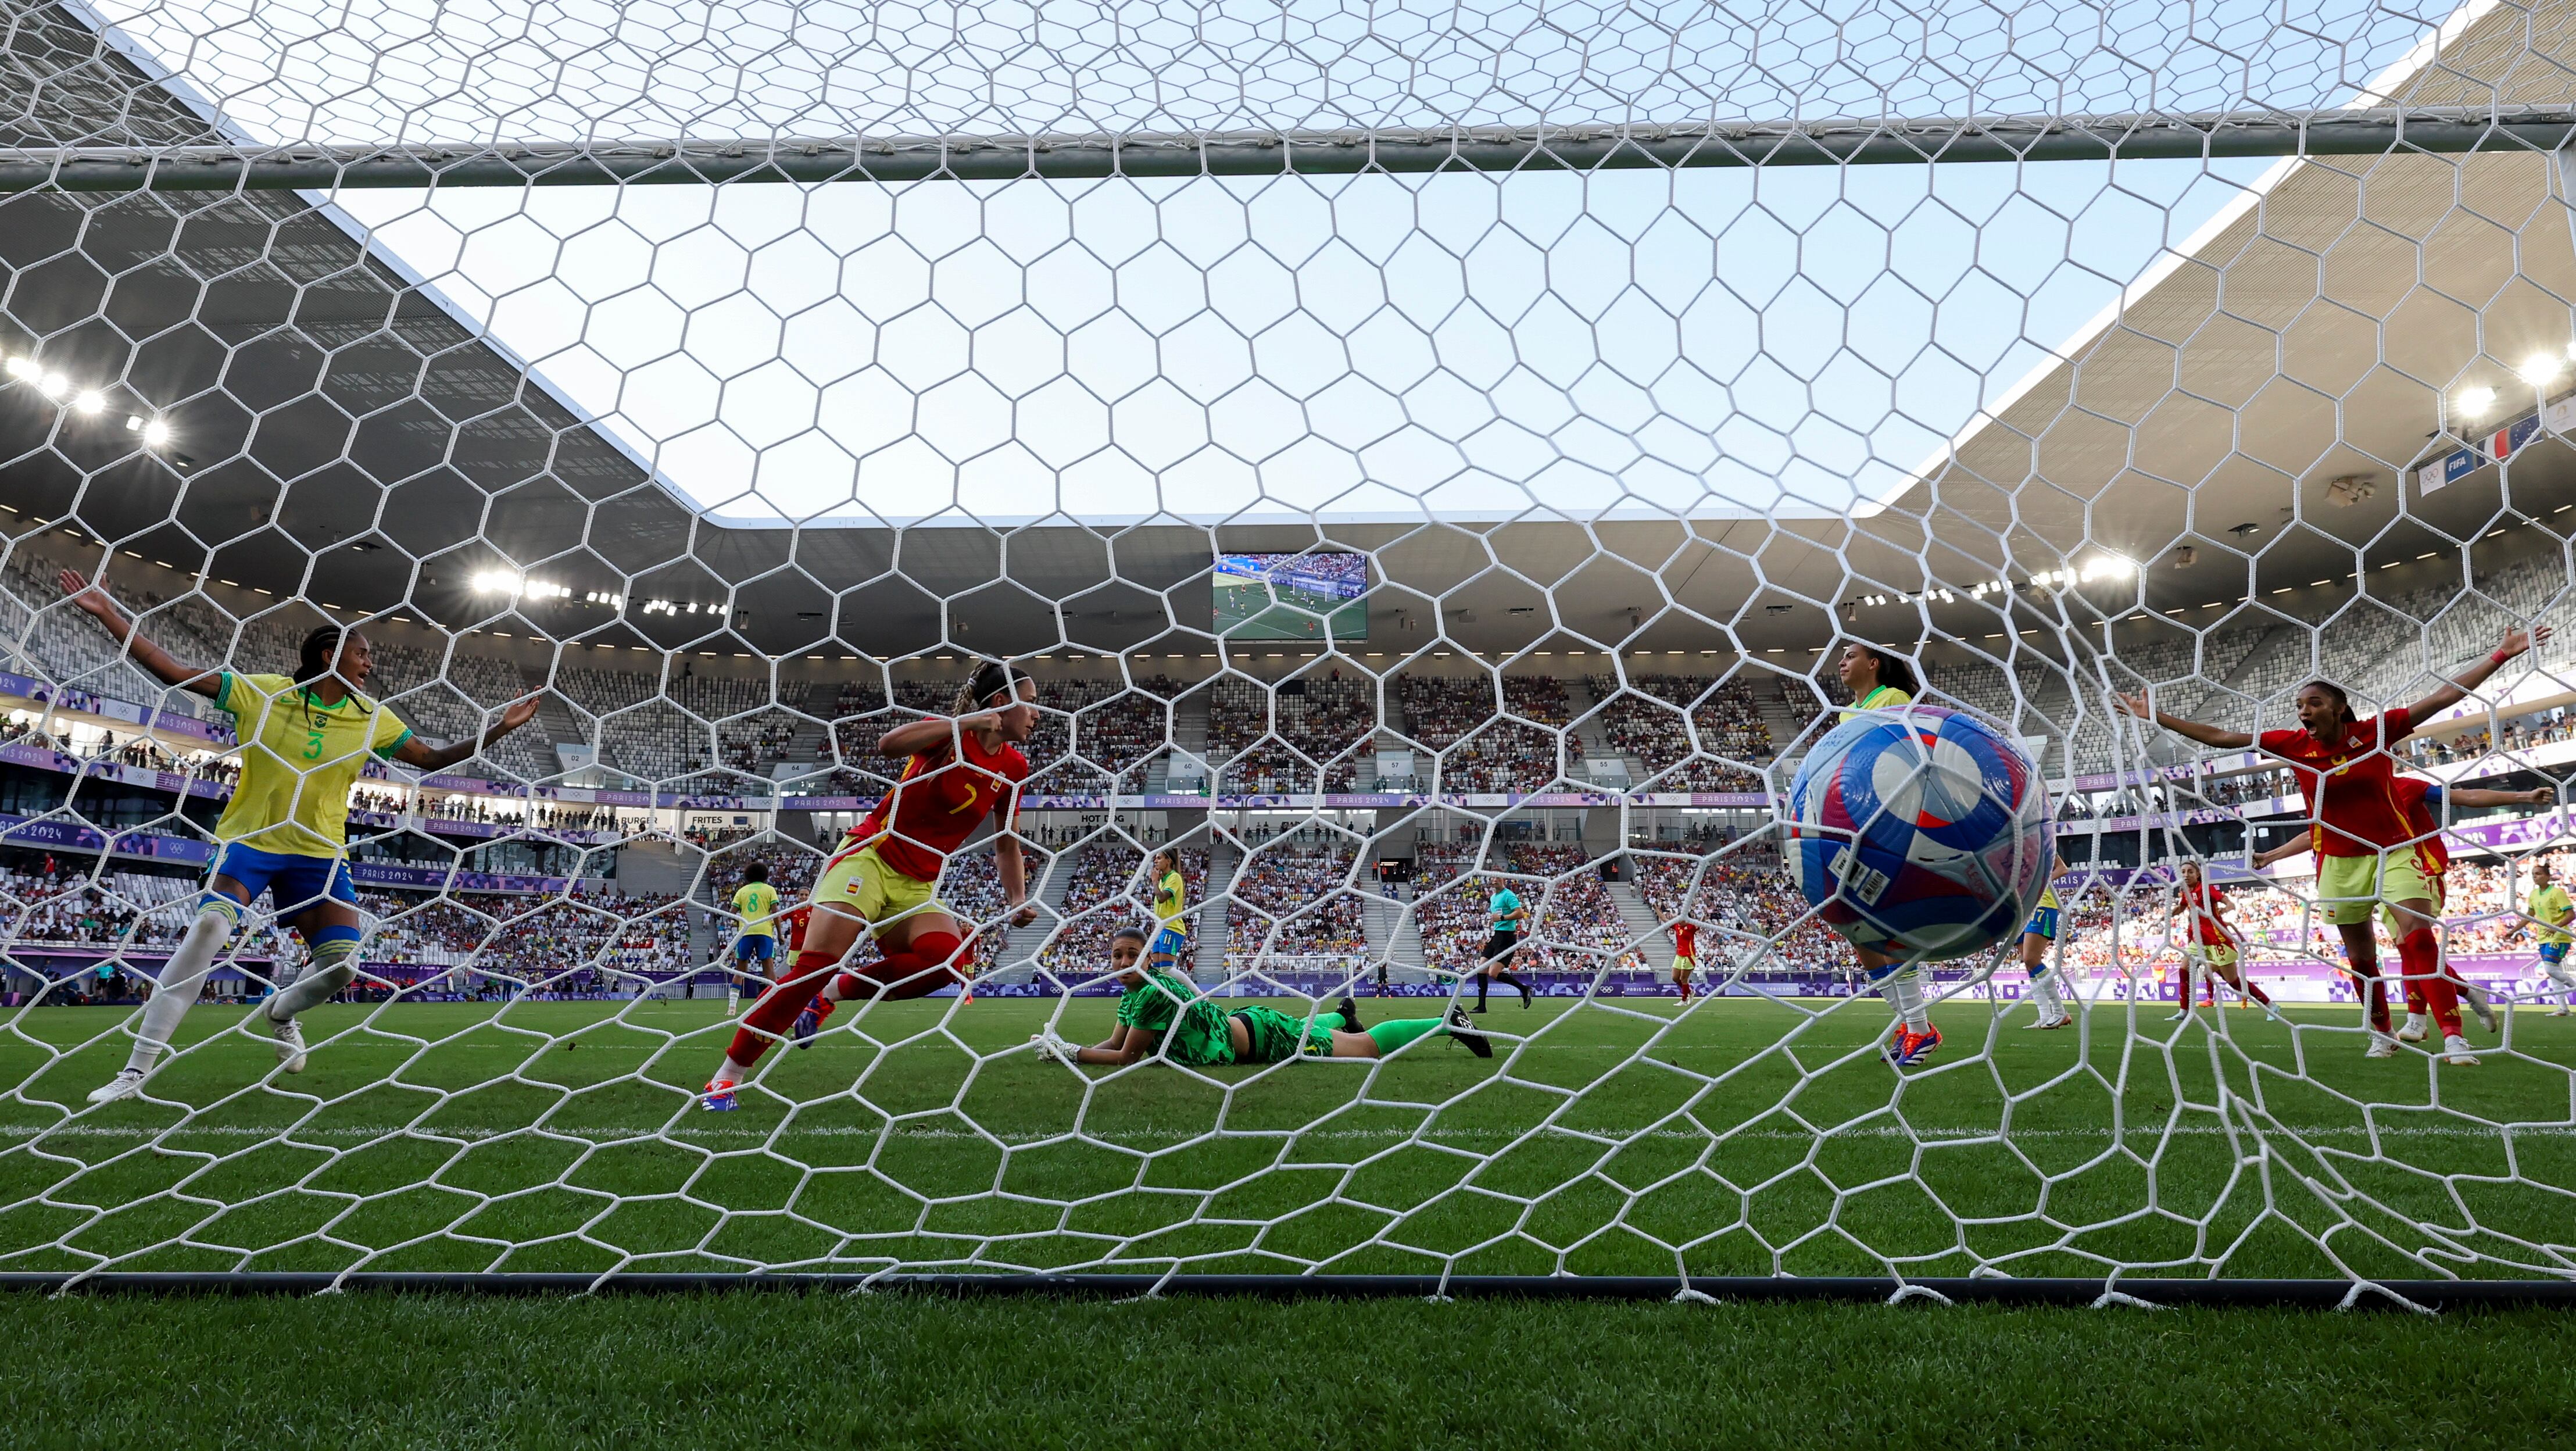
1213, 552, 1369, 641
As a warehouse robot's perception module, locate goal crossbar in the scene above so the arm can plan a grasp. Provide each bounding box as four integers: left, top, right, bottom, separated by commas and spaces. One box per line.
11, 106, 2576, 192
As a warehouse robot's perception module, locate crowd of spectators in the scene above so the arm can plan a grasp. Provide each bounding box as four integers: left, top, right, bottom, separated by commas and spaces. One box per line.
1225, 842, 1369, 963
1588, 676, 1774, 792
1208, 673, 1376, 793
1040, 844, 1208, 972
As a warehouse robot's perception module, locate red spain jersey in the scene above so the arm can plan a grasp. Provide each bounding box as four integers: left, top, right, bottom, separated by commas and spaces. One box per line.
2392, 776, 2450, 874
782, 903, 815, 952
1673, 921, 1697, 958
2258, 707, 2416, 857
839, 730, 1029, 882
2178, 880, 2235, 948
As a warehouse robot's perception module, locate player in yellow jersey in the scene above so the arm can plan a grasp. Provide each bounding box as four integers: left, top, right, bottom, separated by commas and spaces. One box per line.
1830, 642, 1944, 1065
2018, 856, 2073, 1030
728, 862, 782, 1012
2530, 860, 2575, 1017
59, 570, 539, 1104
1147, 846, 1190, 972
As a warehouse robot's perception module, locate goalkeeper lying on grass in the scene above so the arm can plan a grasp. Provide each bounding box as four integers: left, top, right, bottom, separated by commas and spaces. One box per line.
1035, 928, 1492, 1066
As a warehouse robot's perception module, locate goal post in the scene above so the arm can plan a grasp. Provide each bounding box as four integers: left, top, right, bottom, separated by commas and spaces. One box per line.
2, 0, 2576, 1299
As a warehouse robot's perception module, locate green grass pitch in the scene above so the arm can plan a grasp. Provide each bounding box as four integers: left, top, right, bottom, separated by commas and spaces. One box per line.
8, 1292, 2576, 1449
6, 994, 2575, 1280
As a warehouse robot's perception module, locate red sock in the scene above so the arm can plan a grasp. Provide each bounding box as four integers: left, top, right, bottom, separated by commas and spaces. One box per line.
841, 931, 967, 1003
2399, 927, 2460, 1038
723, 949, 840, 1070
2241, 978, 2272, 1006
2405, 980, 2428, 1015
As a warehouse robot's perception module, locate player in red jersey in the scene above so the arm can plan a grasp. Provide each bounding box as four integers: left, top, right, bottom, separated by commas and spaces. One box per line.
2169, 860, 2269, 1019
2119, 625, 2544, 1058
1670, 919, 1699, 1003
702, 660, 1038, 1107
2255, 776, 2546, 1061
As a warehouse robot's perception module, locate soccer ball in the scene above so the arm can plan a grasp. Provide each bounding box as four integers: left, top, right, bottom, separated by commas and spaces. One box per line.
1783, 704, 2052, 962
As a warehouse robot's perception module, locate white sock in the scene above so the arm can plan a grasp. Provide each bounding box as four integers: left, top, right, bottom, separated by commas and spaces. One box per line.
1881, 974, 1928, 1034
2030, 971, 2062, 1016
2403, 1012, 2428, 1032
124, 908, 234, 1074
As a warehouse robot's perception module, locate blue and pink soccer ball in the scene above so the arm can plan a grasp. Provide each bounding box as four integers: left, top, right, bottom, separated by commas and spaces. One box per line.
1784, 703, 2053, 962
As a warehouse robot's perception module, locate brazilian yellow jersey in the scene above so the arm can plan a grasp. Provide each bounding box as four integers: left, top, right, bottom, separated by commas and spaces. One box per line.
732, 881, 781, 937
2532, 884, 2573, 946
212, 672, 413, 858
1841, 684, 1913, 723
1154, 869, 1187, 927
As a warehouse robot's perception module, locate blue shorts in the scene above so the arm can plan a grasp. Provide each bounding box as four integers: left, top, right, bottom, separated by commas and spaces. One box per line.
2023, 907, 2059, 941
734, 934, 777, 963
210, 844, 356, 913
1150, 926, 1187, 959
2542, 942, 2569, 966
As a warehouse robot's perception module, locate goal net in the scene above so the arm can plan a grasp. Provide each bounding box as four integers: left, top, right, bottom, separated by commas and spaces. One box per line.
3, 0, 2576, 1295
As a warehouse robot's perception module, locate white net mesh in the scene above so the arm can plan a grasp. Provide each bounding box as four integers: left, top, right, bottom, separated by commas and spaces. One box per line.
5, 0, 2576, 1286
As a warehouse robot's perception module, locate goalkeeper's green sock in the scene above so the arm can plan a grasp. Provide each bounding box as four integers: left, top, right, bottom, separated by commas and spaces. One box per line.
1366, 1018, 1445, 1055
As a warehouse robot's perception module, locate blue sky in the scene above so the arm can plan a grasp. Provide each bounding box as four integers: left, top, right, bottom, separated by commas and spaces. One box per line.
80, 0, 2439, 523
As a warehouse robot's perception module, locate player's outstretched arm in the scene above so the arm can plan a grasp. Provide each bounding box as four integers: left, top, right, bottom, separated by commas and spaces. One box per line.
2402, 626, 2550, 724
2113, 690, 2253, 750
393, 698, 541, 772
2444, 785, 2555, 809
55, 570, 221, 698
1075, 1025, 1156, 1066
2251, 837, 2310, 870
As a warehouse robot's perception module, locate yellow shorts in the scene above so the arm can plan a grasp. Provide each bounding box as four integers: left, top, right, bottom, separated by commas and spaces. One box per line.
2315, 849, 2439, 927
2189, 943, 2238, 971
1672, 956, 1695, 977
2378, 877, 2446, 940
813, 844, 944, 937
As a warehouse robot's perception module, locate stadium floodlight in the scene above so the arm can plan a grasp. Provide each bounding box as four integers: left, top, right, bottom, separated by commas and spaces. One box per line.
2522, 353, 2565, 385
141, 419, 170, 445
70, 391, 101, 414
35, 372, 66, 399
2456, 385, 2498, 418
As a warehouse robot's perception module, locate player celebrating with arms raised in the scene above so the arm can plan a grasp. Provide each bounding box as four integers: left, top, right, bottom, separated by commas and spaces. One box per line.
2118, 625, 2545, 1058
703, 660, 1038, 1109
59, 570, 540, 1103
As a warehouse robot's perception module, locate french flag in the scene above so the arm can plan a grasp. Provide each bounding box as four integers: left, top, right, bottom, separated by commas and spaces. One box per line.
2488, 413, 2542, 462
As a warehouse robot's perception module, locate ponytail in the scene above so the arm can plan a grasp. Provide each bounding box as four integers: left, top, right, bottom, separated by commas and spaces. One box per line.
294, 626, 344, 687
1860, 644, 1919, 699
956, 657, 1030, 714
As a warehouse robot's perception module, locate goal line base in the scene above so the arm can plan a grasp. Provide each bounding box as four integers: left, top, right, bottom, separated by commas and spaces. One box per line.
7, 1273, 2571, 1308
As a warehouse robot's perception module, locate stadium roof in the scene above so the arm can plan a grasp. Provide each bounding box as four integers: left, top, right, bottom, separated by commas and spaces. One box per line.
3, 0, 2573, 667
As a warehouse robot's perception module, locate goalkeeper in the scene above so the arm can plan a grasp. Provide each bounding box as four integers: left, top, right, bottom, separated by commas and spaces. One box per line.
1037, 928, 1491, 1065
59, 570, 541, 1104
